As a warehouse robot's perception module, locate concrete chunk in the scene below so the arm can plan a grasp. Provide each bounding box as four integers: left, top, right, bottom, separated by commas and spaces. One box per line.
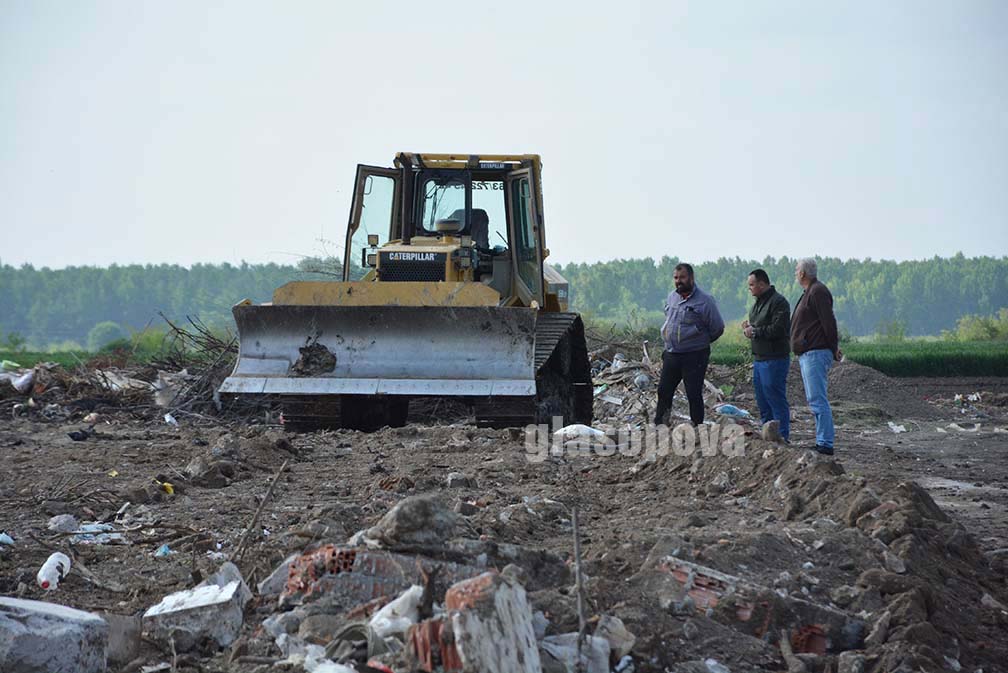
143, 580, 247, 651
258, 553, 298, 597
445, 571, 541, 673
540, 633, 611, 673
0, 597, 108, 673
102, 613, 141, 666
595, 614, 636, 660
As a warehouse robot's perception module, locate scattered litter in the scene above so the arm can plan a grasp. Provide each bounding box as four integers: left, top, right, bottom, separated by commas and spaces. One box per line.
12, 370, 35, 394
599, 394, 624, 405
0, 359, 21, 371
553, 424, 607, 441
154, 544, 173, 557
70, 522, 127, 545
714, 403, 752, 419
0, 532, 13, 546
948, 422, 981, 433
67, 427, 93, 441
95, 369, 154, 392
37, 552, 72, 590
370, 584, 423, 638
887, 421, 907, 433
163, 413, 179, 427
615, 655, 636, 673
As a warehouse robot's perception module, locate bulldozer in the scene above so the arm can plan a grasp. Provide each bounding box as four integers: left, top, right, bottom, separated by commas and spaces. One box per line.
218, 153, 593, 430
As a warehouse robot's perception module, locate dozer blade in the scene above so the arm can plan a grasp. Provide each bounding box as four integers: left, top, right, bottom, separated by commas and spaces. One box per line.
218, 304, 539, 399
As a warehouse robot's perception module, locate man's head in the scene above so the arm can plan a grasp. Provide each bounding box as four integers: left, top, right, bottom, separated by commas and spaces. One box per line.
748, 269, 770, 297
795, 258, 817, 289
674, 263, 694, 295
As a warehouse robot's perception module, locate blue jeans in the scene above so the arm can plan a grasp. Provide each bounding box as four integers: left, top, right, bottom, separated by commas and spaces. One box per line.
798, 349, 835, 448
752, 357, 790, 440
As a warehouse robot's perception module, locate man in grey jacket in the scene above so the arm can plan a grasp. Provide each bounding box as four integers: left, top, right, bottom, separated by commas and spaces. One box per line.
654, 263, 725, 426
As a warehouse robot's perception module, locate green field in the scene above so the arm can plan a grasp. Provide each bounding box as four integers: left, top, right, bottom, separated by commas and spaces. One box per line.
0, 350, 91, 369
709, 340, 1008, 377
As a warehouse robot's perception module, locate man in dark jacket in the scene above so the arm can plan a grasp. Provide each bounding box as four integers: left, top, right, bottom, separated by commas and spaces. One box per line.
654, 263, 725, 426
742, 269, 791, 442
790, 258, 842, 455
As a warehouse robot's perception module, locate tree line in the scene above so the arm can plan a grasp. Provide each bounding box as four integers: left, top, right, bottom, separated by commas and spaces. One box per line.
1, 254, 1005, 349
554, 254, 1008, 337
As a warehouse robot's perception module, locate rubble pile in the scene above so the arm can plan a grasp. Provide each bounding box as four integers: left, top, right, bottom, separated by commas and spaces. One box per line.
630, 431, 1008, 672
2, 339, 1008, 671
587, 345, 733, 429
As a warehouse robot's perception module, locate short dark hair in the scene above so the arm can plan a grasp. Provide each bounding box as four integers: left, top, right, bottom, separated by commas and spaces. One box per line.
749, 268, 770, 285
674, 263, 694, 277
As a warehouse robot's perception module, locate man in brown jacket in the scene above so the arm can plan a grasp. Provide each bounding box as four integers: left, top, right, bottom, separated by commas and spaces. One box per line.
790, 258, 842, 455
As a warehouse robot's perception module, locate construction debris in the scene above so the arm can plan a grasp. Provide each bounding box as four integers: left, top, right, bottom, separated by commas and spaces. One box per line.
442, 570, 541, 673
141, 562, 251, 651
0, 597, 109, 673
2, 330, 1008, 672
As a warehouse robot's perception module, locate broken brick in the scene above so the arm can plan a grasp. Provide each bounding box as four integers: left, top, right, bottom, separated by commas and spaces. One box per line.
648, 556, 865, 652
408, 617, 463, 673
280, 545, 482, 609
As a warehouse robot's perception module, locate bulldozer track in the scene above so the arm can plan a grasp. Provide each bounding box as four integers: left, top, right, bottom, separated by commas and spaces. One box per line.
474, 312, 593, 429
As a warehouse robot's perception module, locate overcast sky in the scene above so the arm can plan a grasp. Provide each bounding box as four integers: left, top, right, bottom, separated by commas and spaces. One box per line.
2, 1, 1006, 269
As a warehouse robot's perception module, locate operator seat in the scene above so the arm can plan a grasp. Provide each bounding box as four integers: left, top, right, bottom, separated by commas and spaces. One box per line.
446, 209, 490, 249
470, 208, 490, 249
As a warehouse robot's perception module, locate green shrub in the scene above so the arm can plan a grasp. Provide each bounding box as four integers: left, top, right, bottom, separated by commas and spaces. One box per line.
87, 321, 127, 352
944, 308, 1008, 342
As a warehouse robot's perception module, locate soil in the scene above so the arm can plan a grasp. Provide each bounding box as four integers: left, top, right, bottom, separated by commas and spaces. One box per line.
1, 365, 1007, 673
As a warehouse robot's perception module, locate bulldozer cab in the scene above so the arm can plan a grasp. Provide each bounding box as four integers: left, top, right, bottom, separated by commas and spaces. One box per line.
343, 154, 547, 309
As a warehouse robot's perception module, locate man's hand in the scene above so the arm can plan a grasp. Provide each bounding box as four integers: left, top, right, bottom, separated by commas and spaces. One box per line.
835, 349, 844, 362
743, 325, 755, 339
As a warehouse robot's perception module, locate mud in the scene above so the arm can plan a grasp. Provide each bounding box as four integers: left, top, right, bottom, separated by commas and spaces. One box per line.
290, 341, 337, 377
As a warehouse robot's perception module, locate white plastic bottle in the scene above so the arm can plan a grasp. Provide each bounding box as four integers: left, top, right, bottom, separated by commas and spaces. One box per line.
37, 552, 72, 590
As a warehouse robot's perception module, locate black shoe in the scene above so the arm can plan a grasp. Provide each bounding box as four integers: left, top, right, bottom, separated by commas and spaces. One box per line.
814, 444, 834, 456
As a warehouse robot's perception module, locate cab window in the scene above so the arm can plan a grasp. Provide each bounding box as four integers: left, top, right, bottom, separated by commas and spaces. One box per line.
511, 177, 541, 296
347, 174, 395, 279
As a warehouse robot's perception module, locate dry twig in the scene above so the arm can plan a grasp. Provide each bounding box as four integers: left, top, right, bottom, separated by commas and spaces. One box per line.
231, 459, 288, 565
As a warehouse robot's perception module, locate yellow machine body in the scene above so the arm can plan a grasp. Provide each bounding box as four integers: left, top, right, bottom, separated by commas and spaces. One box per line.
219, 153, 590, 428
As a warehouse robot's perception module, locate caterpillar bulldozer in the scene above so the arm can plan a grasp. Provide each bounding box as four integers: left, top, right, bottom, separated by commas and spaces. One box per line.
218, 153, 593, 430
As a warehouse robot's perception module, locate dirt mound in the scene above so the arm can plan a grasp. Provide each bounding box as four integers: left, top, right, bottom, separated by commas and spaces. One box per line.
627, 431, 1008, 673
826, 361, 936, 419
746, 359, 940, 421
